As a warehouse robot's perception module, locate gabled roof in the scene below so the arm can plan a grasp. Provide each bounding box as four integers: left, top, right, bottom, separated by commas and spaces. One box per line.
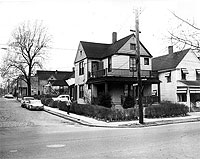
80, 41, 109, 59
152, 49, 190, 71
80, 34, 152, 60
36, 70, 73, 80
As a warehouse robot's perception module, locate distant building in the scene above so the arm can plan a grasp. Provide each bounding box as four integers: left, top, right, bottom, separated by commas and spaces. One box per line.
36, 70, 74, 95
16, 70, 74, 97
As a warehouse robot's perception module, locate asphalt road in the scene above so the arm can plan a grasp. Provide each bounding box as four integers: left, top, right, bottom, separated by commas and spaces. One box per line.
1, 98, 200, 159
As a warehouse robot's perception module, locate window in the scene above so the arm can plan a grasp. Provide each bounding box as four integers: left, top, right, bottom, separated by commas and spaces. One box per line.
108, 57, 112, 72
124, 84, 128, 96
130, 43, 136, 50
165, 72, 171, 82
79, 61, 84, 75
181, 68, 188, 80
144, 58, 149, 65
130, 56, 137, 71
79, 85, 84, 98
196, 69, 200, 80
177, 93, 187, 102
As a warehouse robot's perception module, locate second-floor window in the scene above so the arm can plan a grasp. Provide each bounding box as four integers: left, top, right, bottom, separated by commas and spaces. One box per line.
130, 56, 137, 72
144, 58, 149, 65
181, 68, 188, 80
79, 61, 84, 75
196, 69, 200, 80
165, 72, 171, 82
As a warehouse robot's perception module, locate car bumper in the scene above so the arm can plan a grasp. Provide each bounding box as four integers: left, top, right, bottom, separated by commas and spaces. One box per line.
29, 106, 44, 110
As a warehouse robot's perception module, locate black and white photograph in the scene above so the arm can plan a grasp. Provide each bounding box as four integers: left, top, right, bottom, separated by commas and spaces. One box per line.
1, 0, 200, 158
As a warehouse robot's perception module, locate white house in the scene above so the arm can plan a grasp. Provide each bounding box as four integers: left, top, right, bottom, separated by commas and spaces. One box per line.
152, 46, 200, 109
74, 32, 160, 108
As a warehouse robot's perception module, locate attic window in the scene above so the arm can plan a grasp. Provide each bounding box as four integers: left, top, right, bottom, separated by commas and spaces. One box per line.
144, 58, 149, 65
130, 43, 136, 50
80, 50, 82, 56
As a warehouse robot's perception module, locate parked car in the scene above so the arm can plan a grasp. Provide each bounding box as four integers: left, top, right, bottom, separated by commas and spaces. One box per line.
21, 97, 35, 108
26, 99, 44, 110
52, 94, 71, 104
4, 94, 14, 99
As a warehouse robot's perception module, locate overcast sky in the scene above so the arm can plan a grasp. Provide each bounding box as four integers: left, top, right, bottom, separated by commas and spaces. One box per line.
0, 0, 200, 83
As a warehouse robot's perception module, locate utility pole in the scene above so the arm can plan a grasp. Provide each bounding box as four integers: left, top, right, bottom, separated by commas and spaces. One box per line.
135, 9, 143, 124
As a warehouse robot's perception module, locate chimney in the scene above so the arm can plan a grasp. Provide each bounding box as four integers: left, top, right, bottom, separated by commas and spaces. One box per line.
112, 32, 117, 43
72, 67, 75, 72
168, 46, 173, 54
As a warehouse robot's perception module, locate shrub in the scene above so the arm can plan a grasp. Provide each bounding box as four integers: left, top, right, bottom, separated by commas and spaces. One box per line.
123, 96, 135, 109
97, 93, 112, 108
58, 101, 68, 111
145, 101, 189, 118
45, 98, 53, 106
48, 100, 59, 108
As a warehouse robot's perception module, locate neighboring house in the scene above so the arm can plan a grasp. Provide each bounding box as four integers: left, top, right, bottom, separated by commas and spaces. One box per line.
152, 46, 200, 109
74, 32, 160, 108
17, 75, 38, 97
36, 70, 74, 95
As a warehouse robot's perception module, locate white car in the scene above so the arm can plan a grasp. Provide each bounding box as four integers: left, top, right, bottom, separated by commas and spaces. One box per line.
52, 94, 71, 104
27, 99, 44, 110
4, 94, 14, 99
21, 97, 35, 108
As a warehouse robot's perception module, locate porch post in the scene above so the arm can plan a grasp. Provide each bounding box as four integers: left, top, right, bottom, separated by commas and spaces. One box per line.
105, 82, 108, 94
187, 87, 191, 112
157, 83, 161, 103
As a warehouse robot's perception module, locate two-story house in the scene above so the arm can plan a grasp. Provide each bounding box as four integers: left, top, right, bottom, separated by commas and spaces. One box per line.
74, 32, 160, 108
152, 46, 200, 109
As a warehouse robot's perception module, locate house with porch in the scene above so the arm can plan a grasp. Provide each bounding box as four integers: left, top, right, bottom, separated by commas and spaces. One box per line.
74, 32, 160, 108
152, 46, 200, 110
36, 70, 74, 95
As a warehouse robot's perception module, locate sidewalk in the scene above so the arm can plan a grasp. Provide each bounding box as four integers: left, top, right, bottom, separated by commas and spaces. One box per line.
44, 106, 200, 128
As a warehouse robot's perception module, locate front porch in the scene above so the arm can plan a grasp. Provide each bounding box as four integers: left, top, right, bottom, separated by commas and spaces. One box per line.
87, 76, 160, 108
177, 80, 200, 111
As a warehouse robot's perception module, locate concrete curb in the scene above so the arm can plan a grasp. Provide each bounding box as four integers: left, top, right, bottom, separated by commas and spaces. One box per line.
44, 107, 200, 128
44, 108, 123, 128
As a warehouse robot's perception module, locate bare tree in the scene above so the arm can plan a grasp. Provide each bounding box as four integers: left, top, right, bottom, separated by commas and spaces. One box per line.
0, 21, 51, 96
168, 11, 200, 51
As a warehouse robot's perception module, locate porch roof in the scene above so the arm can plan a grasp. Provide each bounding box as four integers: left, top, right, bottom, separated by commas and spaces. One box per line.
178, 80, 200, 87
87, 76, 160, 84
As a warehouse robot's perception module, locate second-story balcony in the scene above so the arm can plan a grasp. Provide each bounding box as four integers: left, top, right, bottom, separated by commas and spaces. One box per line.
89, 68, 158, 79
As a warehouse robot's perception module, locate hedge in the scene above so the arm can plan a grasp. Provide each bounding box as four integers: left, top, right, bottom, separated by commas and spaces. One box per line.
145, 101, 189, 118
48, 100, 59, 108
41, 98, 53, 106
68, 102, 138, 122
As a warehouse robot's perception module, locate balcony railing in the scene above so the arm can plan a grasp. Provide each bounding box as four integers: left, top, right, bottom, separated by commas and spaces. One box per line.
90, 68, 157, 78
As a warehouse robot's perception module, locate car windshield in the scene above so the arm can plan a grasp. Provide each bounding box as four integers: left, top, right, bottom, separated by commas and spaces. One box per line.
30, 100, 42, 104
58, 95, 69, 100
